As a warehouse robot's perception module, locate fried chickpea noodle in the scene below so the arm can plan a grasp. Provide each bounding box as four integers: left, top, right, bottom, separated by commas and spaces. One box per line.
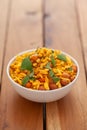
10, 48, 77, 90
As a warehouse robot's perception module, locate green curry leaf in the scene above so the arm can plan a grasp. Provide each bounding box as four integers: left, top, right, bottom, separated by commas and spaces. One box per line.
22, 70, 35, 86
29, 77, 36, 81
52, 76, 60, 83
51, 55, 56, 66
49, 70, 55, 77
67, 66, 73, 71
21, 57, 33, 72
45, 62, 51, 70
49, 70, 60, 83
57, 54, 67, 62
22, 75, 30, 86
29, 70, 34, 77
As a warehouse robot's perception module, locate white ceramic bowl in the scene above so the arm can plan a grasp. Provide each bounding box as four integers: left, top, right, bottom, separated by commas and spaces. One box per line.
7, 49, 79, 103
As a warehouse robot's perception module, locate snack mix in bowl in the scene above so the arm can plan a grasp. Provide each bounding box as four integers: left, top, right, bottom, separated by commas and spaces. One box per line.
9, 48, 78, 91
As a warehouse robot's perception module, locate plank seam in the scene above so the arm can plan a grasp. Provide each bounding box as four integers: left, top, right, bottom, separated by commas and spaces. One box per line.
43, 103, 46, 130
42, 0, 47, 130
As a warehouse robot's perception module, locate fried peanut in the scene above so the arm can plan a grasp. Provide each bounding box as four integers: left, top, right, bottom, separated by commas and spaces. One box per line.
31, 55, 38, 62
62, 72, 70, 78
25, 82, 32, 88
38, 86, 46, 90
49, 77, 54, 83
49, 83, 58, 90
70, 76, 75, 81
60, 78, 70, 86
72, 65, 77, 73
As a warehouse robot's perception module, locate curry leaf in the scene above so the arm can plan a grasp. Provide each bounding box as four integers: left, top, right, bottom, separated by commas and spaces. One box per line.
51, 55, 56, 66
22, 75, 30, 86
52, 76, 60, 83
49, 70, 60, 83
67, 66, 73, 71
49, 70, 55, 77
21, 57, 33, 72
29, 70, 34, 77
22, 70, 35, 86
45, 62, 51, 70
57, 54, 67, 62
29, 77, 35, 81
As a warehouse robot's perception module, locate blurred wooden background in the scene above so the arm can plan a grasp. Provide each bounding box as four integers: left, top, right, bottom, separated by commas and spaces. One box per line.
0, 0, 87, 130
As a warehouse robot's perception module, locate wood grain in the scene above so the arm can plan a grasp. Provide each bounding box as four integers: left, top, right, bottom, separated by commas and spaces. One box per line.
76, 0, 87, 74
0, 0, 43, 130
0, 0, 10, 127
0, 0, 10, 84
45, 0, 87, 130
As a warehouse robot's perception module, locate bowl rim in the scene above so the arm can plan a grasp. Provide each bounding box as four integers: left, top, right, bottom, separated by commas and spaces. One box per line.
7, 48, 80, 93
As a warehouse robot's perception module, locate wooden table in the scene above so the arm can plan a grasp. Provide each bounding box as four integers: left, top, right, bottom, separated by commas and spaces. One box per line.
0, 0, 87, 130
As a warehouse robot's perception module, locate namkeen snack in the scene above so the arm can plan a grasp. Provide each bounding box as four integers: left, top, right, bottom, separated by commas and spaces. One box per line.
10, 48, 77, 90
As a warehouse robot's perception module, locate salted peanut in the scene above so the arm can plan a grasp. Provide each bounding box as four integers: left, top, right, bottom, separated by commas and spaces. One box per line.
49, 78, 54, 84
25, 82, 32, 88
60, 78, 70, 86
62, 72, 70, 78
30, 55, 38, 62
38, 86, 46, 90
38, 78, 45, 82
70, 76, 75, 81
72, 65, 77, 73
49, 83, 58, 90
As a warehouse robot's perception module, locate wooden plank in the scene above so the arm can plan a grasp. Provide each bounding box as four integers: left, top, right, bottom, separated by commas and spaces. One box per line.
76, 0, 87, 73
0, 0, 10, 84
45, 0, 87, 130
0, 0, 10, 127
0, 0, 43, 130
